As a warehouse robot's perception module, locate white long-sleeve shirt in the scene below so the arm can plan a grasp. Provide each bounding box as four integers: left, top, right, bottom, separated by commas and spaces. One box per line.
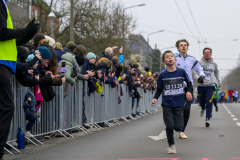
175, 54, 204, 86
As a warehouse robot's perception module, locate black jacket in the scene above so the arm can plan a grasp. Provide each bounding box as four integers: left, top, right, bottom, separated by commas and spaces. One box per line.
15, 56, 39, 87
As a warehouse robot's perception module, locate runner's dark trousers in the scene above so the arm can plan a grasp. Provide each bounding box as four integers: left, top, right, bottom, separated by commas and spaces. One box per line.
0, 65, 15, 159
162, 105, 184, 146
182, 88, 193, 132
198, 86, 215, 121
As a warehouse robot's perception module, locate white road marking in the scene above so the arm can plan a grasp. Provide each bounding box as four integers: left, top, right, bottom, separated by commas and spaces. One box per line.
149, 130, 167, 141
233, 118, 238, 121
236, 122, 240, 126
230, 115, 235, 117
228, 112, 232, 114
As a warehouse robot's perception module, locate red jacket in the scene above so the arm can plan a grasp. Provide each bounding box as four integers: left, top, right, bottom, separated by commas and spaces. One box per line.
228, 90, 234, 97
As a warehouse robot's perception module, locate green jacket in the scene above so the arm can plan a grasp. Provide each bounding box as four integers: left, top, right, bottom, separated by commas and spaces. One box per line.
58, 52, 84, 85
214, 83, 220, 99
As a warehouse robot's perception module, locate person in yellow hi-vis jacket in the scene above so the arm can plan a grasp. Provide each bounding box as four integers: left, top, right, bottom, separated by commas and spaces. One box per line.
223, 89, 228, 103
0, 1, 40, 159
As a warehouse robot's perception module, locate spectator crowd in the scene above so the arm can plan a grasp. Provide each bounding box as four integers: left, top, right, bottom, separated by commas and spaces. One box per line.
219, 88, 239, 103
15, 33, 158, 138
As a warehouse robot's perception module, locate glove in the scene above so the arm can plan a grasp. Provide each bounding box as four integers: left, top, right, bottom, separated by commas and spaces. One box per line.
25, 18, 40, 36
197, 76, 205, 84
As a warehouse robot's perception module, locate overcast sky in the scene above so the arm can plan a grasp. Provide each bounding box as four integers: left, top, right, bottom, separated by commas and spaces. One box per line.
116, 0, 240, 78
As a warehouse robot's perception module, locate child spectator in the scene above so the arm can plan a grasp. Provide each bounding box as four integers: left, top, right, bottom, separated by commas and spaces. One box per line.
23, 88, 38, 138
26, 54, 43, 113
131, 72, 142, 117
82, 52, 96, 80
151, 50, 192, 154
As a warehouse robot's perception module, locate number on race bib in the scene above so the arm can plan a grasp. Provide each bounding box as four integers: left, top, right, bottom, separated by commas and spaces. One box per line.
163, 78, 184, 96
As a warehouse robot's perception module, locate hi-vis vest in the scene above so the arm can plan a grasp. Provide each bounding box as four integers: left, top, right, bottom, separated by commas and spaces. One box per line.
0, 8, 17, 61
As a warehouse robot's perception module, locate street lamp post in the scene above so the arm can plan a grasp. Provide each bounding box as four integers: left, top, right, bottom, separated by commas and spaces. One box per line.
48, 11, 56, 38
159, 46, 175, 72
123, 4, 145, 56
147, 30, 164, 71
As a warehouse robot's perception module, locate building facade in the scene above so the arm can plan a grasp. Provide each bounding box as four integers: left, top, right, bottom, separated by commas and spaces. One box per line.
127, 34, 153, 70
7, 0, 29, 28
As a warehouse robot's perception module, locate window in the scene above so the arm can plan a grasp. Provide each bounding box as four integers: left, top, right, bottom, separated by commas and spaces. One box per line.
137, 57, 140, 62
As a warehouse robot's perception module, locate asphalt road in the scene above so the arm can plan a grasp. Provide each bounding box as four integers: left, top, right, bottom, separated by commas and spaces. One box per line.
8, 103, 240, 160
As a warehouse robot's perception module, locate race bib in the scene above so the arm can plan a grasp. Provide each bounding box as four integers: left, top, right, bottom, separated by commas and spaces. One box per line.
204, 71, 212, 81
163, 78, 184, 96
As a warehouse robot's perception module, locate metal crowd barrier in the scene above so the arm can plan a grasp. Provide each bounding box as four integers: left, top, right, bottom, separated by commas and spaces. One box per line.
6, 78, 161, 155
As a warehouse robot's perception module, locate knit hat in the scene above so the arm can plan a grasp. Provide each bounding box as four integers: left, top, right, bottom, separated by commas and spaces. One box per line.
39, 46, 52, 59
75, 55, 85, 66
17, 46, 28, 62
33, 33, 45, 45
69, 45, 77, 52
26, 54, 39, 63
66, 41, 76, 49
45, 35, 55, 46
52, 42, 63, 51
87, 52, 96, 59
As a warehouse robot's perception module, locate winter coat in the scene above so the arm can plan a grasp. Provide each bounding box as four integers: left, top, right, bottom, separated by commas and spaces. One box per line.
119, 54, 124, 65
15, 56, 39, 87
54, 49, 65, 62
34, 61, 59, 102
121, 70, 133, 89
97, 57, 114, 84
82, 59, 95, 81
59, 52, 84, 85
228, 89, 234, 97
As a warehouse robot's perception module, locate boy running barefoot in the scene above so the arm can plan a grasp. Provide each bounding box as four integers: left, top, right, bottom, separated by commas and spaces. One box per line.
151, 51, 193, 154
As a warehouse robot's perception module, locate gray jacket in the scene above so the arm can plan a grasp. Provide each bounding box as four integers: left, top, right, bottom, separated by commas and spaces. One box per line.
193, 57, 222, 87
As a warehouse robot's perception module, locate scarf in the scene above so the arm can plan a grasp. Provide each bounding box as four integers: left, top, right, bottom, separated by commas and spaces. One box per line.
72, 55, 81, 74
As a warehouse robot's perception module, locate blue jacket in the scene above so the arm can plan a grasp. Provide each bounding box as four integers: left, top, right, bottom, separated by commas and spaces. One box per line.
119, 54, 124, 65
54, 49, 65, 62
82, 59, 95, 81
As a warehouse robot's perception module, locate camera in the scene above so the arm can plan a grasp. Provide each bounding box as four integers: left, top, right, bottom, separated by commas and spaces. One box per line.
116, 46, 121, 51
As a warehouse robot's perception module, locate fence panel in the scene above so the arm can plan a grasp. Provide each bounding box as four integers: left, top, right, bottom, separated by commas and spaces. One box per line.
7, 78, 161, 143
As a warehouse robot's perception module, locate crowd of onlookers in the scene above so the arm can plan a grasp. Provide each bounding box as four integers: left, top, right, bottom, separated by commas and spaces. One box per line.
218, 88, 239, 103
16, 33, 158, 138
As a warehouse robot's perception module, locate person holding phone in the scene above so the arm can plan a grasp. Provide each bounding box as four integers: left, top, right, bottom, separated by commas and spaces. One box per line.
59, 53, 85, 85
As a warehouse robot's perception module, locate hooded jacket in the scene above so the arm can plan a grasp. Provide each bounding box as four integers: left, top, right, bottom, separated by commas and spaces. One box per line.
54, 49, 65, 62
59, 52, 84, 85
193, 57, 222, 87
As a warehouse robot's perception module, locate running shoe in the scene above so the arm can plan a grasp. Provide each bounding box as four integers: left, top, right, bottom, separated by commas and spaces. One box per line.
200, 109, 205, 117
25, 131, 34, 138
205, 119, 210, 127
167, 145, 177, 154
215, 107, 219, 112
179, 132, 188, 139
